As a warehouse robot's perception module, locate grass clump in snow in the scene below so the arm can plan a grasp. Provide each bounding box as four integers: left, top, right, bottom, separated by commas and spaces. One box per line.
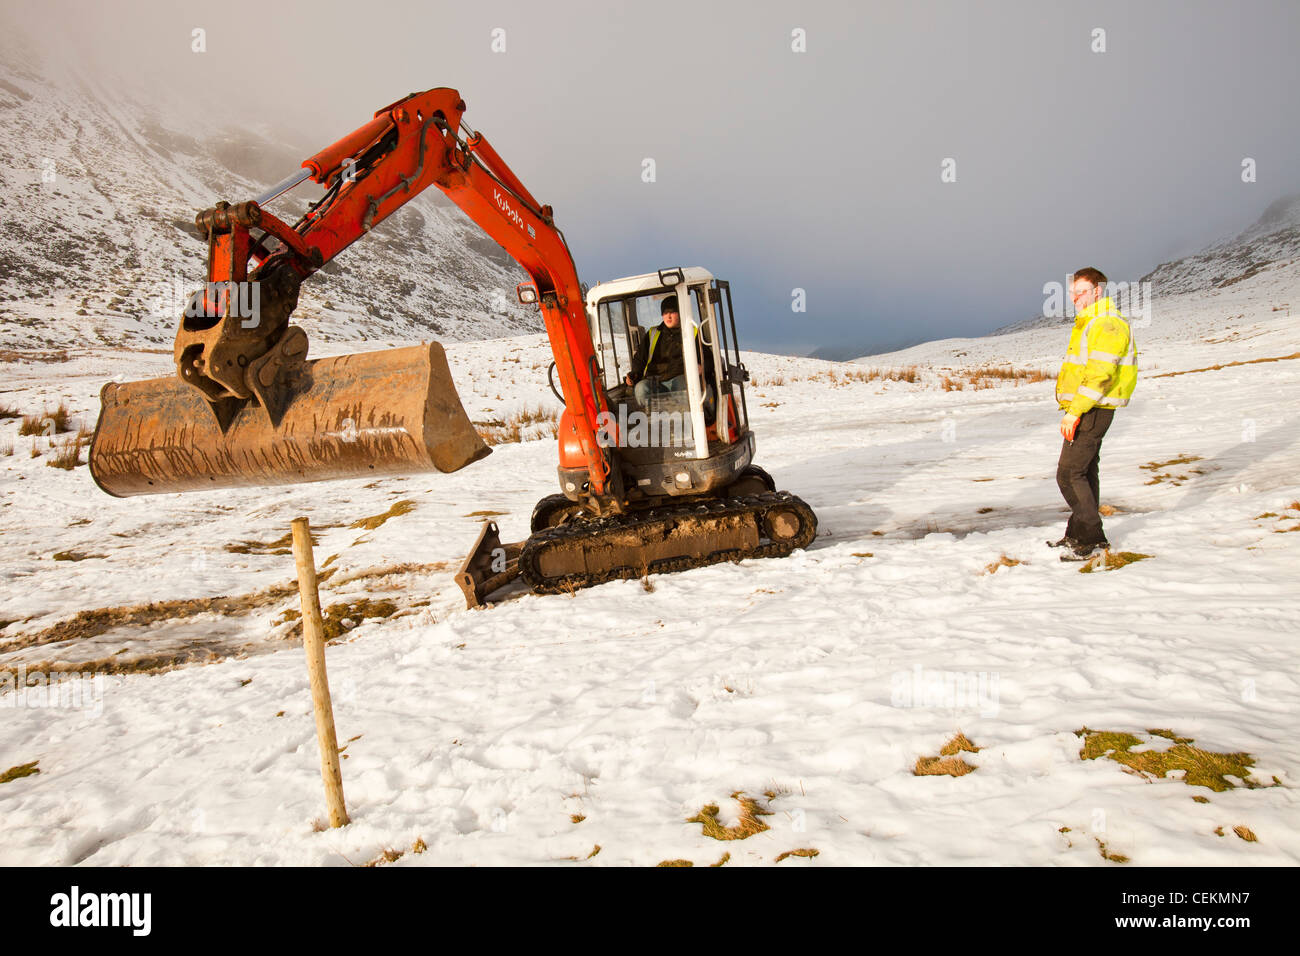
45, 429, 91, 470
942, 367, 1050, 391
1150, 351, 1300, 379
313, 598, 398, 641
1076, 728, 1273, 792
687, 792, 773, 841
1233, 826, 1258, 842
350, 500, 414, 530
0, 760, 40, 784
1095, 838, 1129, 864
1141, 454, 1203, 486
774, 848, 820, 863
915, 733, 980, 777
18, 403, 73, 436
657, 859, 693, 867
982, 554, 1022, 575
1079, 550, 1151, 573
226, 532, 298, 555
46, 432, 89, 469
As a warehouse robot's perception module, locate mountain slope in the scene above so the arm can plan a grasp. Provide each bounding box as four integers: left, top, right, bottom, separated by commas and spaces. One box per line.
983, 193, 1300, 340
0, 55, 542, 352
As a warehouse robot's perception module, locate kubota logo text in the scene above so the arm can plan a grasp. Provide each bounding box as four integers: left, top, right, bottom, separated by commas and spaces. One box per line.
494, 189, 524, 232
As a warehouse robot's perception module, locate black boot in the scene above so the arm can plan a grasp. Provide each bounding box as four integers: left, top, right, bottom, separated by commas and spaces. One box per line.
1059, 540, 1110, 562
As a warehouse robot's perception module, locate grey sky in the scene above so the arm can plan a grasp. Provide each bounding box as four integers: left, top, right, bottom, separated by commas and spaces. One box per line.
7, 0, 1300, 354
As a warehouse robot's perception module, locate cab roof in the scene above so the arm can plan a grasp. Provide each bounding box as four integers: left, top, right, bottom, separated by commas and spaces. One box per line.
586, 267, 715, 307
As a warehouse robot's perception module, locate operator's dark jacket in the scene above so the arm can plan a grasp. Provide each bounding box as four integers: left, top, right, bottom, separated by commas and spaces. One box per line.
630, 322, 714, 385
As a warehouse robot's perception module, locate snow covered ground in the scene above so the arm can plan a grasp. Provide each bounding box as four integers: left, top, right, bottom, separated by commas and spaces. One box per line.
1, 263, 1297, 866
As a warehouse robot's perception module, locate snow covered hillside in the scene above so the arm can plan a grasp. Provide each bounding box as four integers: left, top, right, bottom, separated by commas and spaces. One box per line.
2, 248, 1297, 866
0, 50, 540, 352
987, 193, 1300, 338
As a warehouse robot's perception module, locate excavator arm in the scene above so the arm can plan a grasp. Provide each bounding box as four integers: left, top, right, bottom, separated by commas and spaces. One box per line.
91, 89, 614, 500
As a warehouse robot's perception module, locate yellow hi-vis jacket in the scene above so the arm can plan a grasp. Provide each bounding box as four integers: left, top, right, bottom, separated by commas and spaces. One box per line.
1056, 297, 1138, 416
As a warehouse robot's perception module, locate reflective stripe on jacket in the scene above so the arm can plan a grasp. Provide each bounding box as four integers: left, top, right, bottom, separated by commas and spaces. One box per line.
641, 324, 698, 377
1055, 297, 1138, 416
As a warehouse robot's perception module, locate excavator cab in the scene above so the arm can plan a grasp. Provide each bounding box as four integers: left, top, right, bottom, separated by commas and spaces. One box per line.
561, 267, 757, 506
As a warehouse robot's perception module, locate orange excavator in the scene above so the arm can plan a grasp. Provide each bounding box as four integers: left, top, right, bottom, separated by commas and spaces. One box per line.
89, 88, 816, 605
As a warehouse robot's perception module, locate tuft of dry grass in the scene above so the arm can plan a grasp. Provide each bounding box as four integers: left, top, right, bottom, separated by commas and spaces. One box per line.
657, 859, 694, 867
46, 432, 88, 470
915, 733, 979, 776
227, 528, 320, 555
363, 847, 405, 867
940, 733, 981, 755
52, 550, 106, 562
1079, 551, 1151, 573
507, 403, 560, 427
477, 405, 560, 445
0, 403, 22, 420
915, 755, 976, 777
1096, 838, 1129, 864
0, 760, 40, 784
1233, 825, 1258, 843
943, 367, 1049, 391
1142, 454, 1203, 471
774, 848, 820, 863
982, 554, 1022, 575
1151, 351, 1300, 379
350, 500, 414, 530
846, 366, 919, 384
1098, 503, 1119, 517
687, 792, 773, 841
478, 421, 522, 445
1076, 728, 1272, 792
19, 403, 74, 436
709, 852, 731, 867
570, 814, 586, 824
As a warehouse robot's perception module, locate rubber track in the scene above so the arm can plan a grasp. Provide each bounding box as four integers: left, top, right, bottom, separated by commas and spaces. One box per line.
519, 491, 817, 595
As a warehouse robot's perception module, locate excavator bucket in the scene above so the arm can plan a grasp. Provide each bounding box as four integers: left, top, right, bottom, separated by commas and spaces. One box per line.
89, 342, 490, 497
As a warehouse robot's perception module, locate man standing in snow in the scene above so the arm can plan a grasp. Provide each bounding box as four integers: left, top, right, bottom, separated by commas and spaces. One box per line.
1051, 268, 1138, 561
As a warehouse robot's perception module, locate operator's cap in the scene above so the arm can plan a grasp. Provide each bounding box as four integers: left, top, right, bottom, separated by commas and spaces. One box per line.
661, 295, 679, 314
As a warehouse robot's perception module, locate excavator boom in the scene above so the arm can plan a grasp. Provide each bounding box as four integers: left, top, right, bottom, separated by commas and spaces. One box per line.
90, 89, 611, 500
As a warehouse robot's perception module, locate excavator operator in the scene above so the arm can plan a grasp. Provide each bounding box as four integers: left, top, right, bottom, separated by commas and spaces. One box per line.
624, 295, 714, 411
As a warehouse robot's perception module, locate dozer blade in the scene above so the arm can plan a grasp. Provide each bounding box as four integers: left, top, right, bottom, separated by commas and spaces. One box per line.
89, 342, 490, 497
455, 520, 523, 609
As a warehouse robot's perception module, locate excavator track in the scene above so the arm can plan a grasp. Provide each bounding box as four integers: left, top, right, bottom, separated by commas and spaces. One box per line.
518, 491, 817, 595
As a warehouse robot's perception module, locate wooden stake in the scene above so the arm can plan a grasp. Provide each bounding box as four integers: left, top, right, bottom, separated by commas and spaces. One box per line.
291, 516, 349, 828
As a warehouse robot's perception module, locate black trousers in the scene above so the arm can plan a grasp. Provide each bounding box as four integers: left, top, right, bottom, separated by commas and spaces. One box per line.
1056, 407, 1115, 547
